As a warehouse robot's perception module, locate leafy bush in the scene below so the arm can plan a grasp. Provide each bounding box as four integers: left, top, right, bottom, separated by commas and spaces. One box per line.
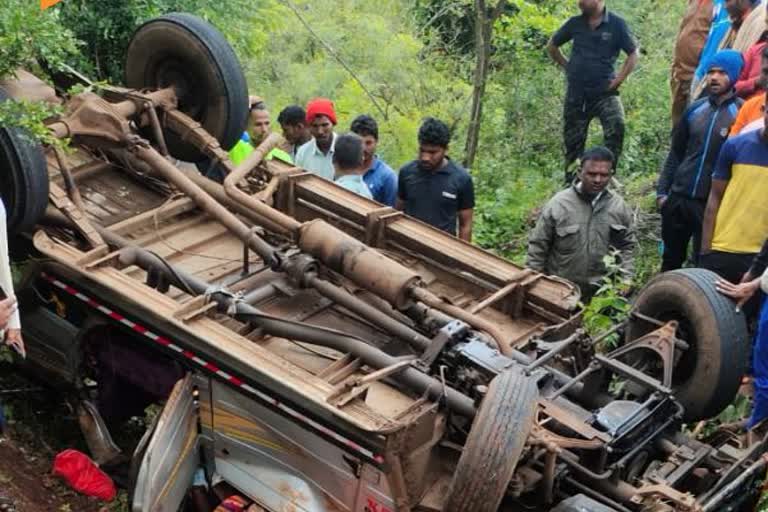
0, 0, 80, 80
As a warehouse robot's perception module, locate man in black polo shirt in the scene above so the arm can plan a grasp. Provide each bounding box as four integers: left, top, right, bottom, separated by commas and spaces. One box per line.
396, 118, 475, 241
547, 0, 639, 182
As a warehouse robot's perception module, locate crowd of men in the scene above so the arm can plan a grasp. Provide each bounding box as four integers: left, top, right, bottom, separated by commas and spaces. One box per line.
217, 96, 475, 242
534, 0, 768, 429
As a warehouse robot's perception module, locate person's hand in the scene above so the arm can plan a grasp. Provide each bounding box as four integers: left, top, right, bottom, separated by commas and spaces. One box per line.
0, 298, 17, 331
715, 277, 760, 310
656, 196, 667, 211
5, 328, 25, 358
608, 78, 623, 91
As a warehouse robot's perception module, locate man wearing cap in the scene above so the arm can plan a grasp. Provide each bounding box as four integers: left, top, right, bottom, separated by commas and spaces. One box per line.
657, 50, 744, 271
295, 98, 338, 180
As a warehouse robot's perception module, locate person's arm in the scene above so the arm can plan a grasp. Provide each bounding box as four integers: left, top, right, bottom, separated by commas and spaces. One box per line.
457, 209, 474, 242
615, 205, 637, 278
547, 39, 569, 70
701, 139, 735, 254
383, 169, 398, 208
0, 201, 23, 357
547, 20, 573, 70
729, 101, 751, 136
701, 178, 728, 254
609, 21, 639, 90
609, 50, 639, 90
716, 276, 761, 309
745, 238, 768, 281
657, 110, 691, 206
734, 45, 766, 98
456, 174, 475, 242
395, 168, 407, 211
527, 206, 554, 273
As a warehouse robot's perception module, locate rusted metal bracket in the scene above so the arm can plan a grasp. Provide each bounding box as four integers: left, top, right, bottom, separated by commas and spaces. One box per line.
630, 484, 701, 511
606, 321, 686, 388
416, 320, 468, 372
49, 182, 106, 251
327, 358, 416, 408
364, 207, 404, 247
276, 172, 313, 217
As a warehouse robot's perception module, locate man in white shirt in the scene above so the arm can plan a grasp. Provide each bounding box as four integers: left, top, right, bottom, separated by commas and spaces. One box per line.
333, 133, 373, 199
0, 199, 23, 357
295, 98, 338, 180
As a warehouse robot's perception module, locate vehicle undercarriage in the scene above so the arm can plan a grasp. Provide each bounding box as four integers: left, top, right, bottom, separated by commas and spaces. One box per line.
0, 12, 763, 512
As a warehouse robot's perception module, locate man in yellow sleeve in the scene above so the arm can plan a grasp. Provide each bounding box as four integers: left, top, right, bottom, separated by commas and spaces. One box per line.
702, 90, 768, 293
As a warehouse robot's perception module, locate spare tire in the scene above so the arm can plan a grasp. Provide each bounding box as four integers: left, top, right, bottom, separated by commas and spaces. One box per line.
625, 268, 749, 422
444, 368, 538, 512
0, 90, 49, 234
124, 13, 248, 162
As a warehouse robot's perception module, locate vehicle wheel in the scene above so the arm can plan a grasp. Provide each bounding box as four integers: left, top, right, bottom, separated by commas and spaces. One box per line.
124, 13, 248, 162
0, 90, 49, 234
444, 367, 538, 512
625, 268, 749, 423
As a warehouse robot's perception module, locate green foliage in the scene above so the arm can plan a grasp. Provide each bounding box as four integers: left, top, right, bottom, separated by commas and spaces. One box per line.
580, 251, 632, 348
250, 0, 471, 167
0, 100, 65, 148
0, 0, 80, 81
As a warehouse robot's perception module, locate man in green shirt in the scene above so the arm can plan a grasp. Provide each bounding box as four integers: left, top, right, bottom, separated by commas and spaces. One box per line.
229, 98, 292, 166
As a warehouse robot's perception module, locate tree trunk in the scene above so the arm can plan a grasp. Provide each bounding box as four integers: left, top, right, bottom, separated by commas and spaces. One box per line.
464, 0, 503, 170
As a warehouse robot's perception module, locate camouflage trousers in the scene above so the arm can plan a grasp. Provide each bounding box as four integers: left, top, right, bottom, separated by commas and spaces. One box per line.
563, 92, 625, 181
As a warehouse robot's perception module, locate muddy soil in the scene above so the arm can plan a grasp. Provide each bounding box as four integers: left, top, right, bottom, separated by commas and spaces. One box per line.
0, 440, 107, 511
0, 363, 128, 512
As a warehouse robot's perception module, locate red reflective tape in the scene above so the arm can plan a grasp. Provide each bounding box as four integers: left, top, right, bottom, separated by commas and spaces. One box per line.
40, 274, 384, 464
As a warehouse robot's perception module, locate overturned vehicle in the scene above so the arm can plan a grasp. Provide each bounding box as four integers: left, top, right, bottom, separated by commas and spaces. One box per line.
0, 13, 763, 512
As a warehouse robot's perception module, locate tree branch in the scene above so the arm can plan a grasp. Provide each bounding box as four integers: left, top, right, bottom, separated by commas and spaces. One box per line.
279, 0, 388, 120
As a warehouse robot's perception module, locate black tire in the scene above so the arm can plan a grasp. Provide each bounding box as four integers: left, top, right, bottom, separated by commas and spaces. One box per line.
124, 13, 248, 162
626, 268, 749, 422
0, 90, 49, 234
444, 368, 538, 512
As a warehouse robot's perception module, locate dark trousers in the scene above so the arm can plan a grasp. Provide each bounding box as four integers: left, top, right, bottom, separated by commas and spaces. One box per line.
660, 194, 706, 272
700, 250, 760, 321
563, 92, 625, 180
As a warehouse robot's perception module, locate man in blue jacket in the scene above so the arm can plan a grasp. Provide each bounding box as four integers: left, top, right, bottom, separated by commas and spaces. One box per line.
657, 50, 744, 271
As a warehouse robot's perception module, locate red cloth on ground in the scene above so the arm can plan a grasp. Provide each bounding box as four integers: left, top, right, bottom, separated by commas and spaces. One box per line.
735, 41, 768, 98
305, 98, 337, 125
52, 449, 116, 501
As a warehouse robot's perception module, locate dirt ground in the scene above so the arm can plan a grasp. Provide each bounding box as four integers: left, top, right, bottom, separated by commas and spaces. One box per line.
0, 439, 107, 511
0, 365, 128, 512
